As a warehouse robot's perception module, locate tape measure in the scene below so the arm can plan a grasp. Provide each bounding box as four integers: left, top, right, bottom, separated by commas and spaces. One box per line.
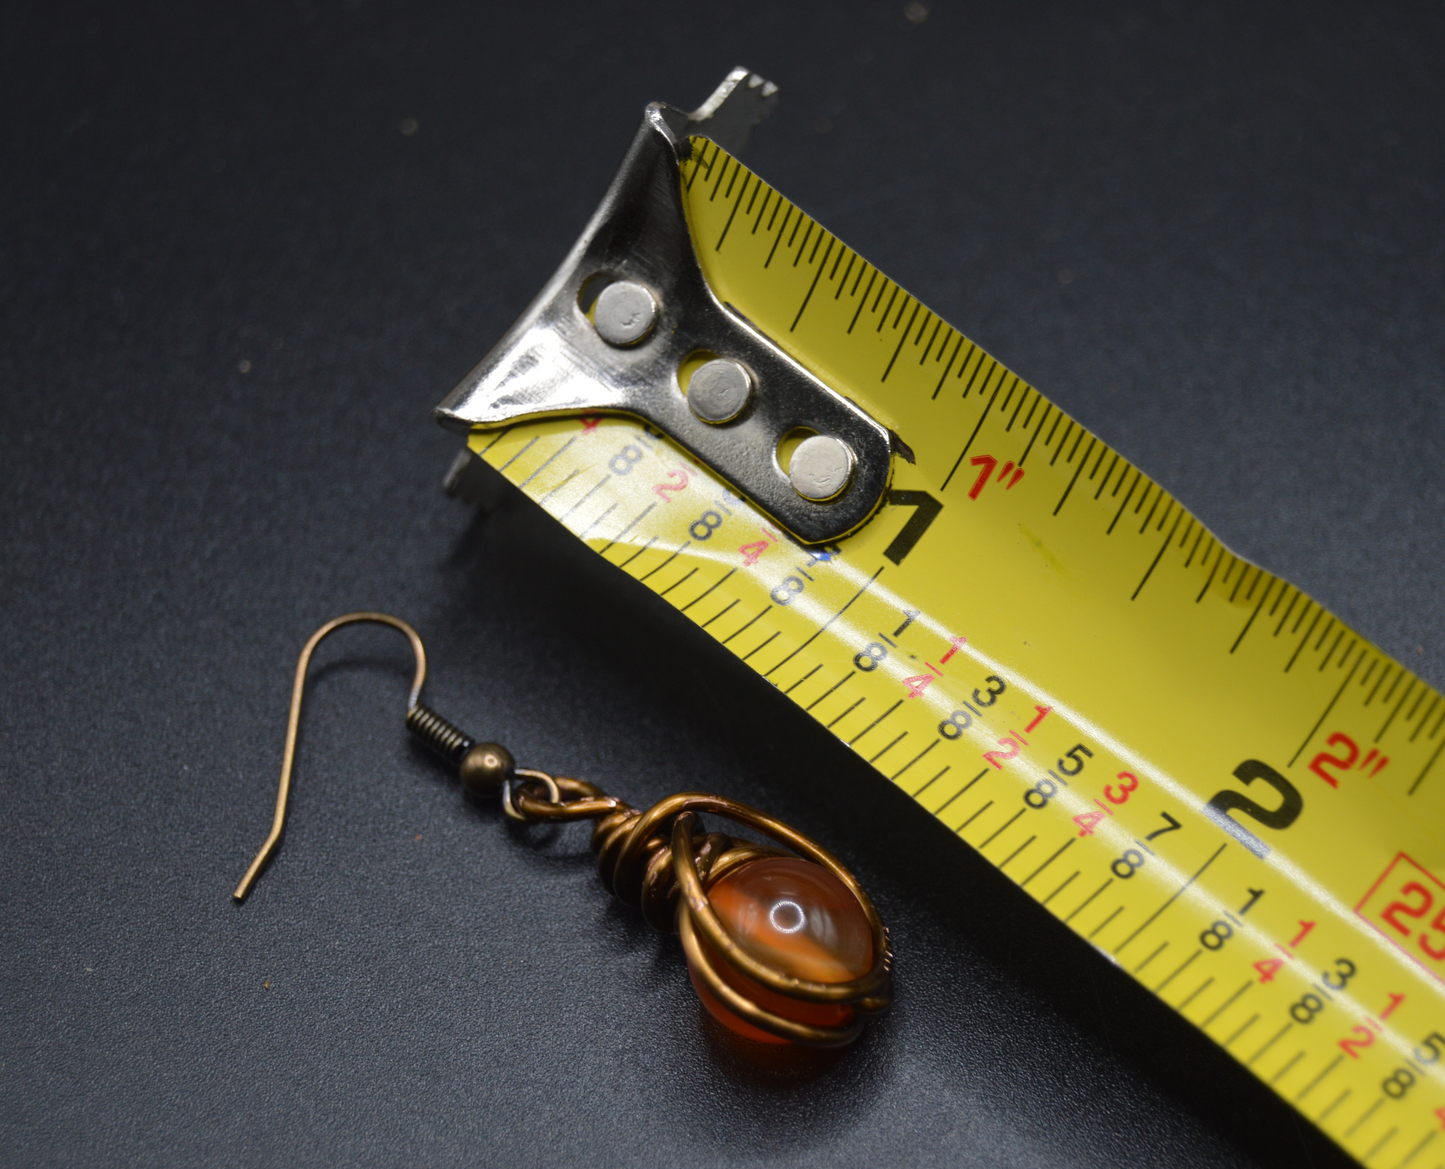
459, 126, 1445, 1167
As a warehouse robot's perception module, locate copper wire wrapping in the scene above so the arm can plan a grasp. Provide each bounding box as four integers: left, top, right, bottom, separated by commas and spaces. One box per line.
508, 774, 893, 1046
233, 613, 893, 1048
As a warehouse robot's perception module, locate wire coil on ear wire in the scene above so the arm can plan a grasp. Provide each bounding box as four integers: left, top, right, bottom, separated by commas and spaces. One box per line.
404, 704, 474, 766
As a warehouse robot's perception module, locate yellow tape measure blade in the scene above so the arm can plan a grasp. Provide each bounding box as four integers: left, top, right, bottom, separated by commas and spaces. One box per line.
470, 136, 1445, 1167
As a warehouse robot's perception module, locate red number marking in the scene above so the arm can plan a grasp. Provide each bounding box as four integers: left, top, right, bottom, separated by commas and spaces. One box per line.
1091, 799, 1116, 816
1254, 958, 1283, 984
1357, 854, 1445, 985
1421, 905, 1445, 960
1074, 810, 1107, 837
739, 526, 779, 567
968, 455, 997, 500
1103, 772, 1140, 805
939, 635, 967, 664
1383, 883, 1434, 937
1288, 920, 1316, 949
652, 467, 690, 501
1308, 732, 1359, 788
903, 675, 934, 699
1025, 705, 1052, 733
580, 414, 601, 433
1339, 1025, 1376, 1059
983, 736, 1022, 770
1007, 468, 1025, 489
1355, 747, 1392, 776
1435, 1107, 1445, 1132
997, 460, 1015, 482
1381, 992, 1406, 1019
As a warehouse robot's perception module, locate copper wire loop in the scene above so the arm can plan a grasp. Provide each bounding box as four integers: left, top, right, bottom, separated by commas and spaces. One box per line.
501, 768, 562, 821
510, 776, 893, 1046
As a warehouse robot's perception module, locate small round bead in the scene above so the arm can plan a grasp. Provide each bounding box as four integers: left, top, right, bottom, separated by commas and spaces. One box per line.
687, 856, 873, 1044
459, 742, 515, 798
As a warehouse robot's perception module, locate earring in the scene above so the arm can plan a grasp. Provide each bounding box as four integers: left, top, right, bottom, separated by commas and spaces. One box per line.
234, 613, 892, 1047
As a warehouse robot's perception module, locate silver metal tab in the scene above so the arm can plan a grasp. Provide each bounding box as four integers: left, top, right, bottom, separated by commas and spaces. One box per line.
435, 75, 891, 544
680, 66, 778, 157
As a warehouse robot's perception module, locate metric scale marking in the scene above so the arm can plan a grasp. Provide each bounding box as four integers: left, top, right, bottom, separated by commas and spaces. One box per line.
466, 136, 1445, 1167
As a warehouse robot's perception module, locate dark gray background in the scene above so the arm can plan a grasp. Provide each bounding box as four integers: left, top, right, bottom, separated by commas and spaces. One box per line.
3, 2, 1441, 1166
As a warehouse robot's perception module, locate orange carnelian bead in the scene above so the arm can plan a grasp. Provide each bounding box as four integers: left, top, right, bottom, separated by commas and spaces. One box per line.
686, 856, 874, 1044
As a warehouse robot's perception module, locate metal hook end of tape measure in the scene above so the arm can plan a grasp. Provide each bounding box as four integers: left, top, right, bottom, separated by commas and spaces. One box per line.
432, 72, 892, 545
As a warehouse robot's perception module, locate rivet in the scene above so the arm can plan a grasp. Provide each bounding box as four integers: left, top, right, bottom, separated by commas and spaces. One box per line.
592, 281, 657, 346
788, 435, 854, 501
687, 358, 752, 424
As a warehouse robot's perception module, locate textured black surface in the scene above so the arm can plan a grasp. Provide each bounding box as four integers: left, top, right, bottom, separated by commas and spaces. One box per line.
3, 2, 1442, 1166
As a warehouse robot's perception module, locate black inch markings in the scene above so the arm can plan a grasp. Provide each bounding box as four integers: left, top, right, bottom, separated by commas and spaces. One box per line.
1201, 981, 1253, 1030
1113, 844, 1228, 956
1052, 435, 1097, 516
1020, 837, 1076, 889
882, 493, 943, 565
677, 567, 735, 614
1131, 508, 1185, 601
1064, 878, 1115, 925
848, 699, 903, 747
932, 768, 990, 816
890, 739, 939, 782
939, 379, 1003, 492
763, 567, 884, 680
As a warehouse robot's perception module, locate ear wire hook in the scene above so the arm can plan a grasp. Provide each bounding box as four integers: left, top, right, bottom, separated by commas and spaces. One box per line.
233, 612, 427, 903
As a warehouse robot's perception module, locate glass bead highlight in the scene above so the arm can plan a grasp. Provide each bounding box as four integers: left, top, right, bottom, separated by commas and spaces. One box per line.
687, 856, 874, 1043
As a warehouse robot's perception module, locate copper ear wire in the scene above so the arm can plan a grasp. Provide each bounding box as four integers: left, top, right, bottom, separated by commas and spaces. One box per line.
233, 612, 893, 1045
232, 612, 427, 902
